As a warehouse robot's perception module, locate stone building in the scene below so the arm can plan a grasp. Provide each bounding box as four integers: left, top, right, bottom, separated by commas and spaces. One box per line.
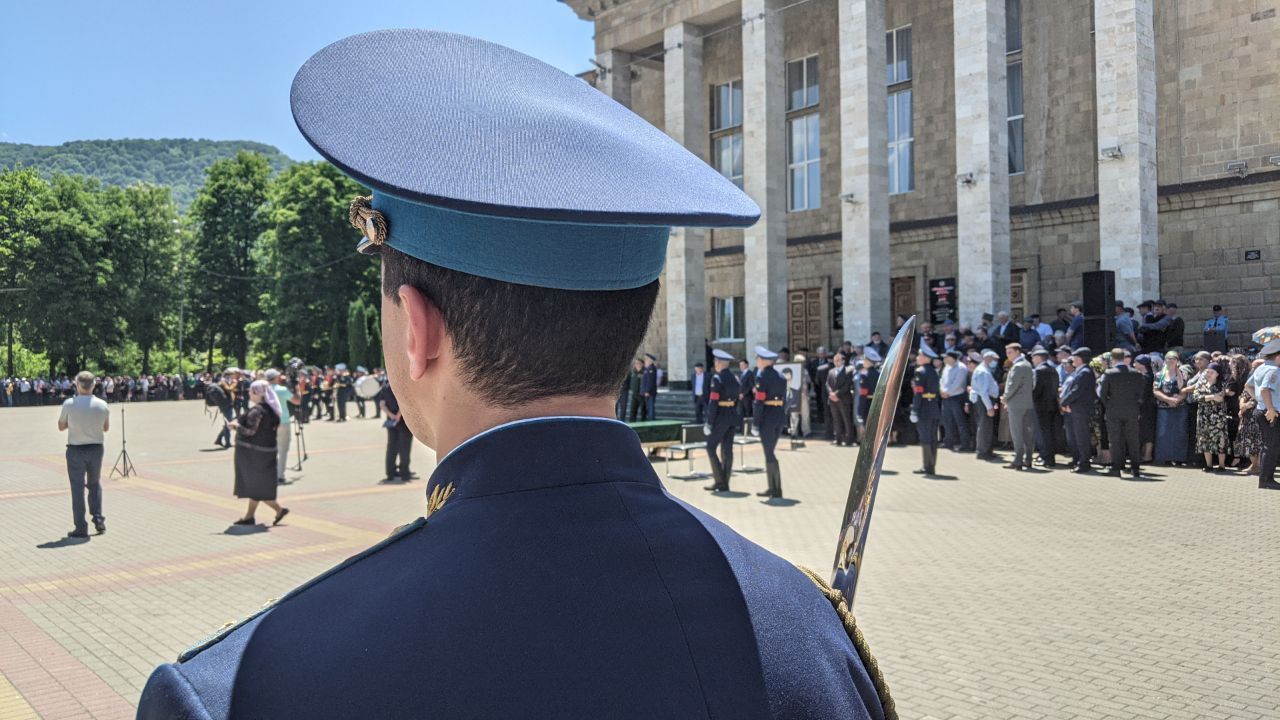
560, 0, 1279, 384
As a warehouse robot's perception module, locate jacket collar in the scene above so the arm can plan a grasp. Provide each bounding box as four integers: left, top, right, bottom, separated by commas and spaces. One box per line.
424, 417, 657, 506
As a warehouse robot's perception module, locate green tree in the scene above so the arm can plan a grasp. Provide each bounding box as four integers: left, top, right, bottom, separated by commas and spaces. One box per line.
365, 301, 383, 369
23, 175, 123, 374
255, 162, 370, 365
347, 298, 369, 370
102, 183, 181, 375
0, 168, 49, 376
188, 152, 271, 369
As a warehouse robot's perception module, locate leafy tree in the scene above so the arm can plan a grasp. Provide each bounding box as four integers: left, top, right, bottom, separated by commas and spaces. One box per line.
188, 152, 271, 369
255, 162, 371, 365
22, 175, 124, 374
347, 298, 369, 370
101, 183, 181, 374
365, 301, 383, 370
0, 168, 49, 375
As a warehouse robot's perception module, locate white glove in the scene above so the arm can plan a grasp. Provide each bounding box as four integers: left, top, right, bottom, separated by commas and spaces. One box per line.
703, 424, 712, 436
751, 427, 760, 437
910, 412, 919, 424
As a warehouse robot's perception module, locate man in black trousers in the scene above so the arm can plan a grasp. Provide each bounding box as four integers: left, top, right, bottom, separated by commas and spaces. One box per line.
825, 352, 854, 446
1030, 347, 1060, 468
1059, 348, 1096, 473
379, 383, 414, 482
1099, 348, 1145, 478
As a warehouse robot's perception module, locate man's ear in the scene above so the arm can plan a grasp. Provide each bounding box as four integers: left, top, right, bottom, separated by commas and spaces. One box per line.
397, 284, 445, 381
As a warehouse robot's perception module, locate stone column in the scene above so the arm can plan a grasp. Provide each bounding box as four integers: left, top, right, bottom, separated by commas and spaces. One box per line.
953, 0, 1010, 325
596, 49, 632, 106
741, 0, 788, 352
839, 0, 890, 345
1095, 0, 1158, 303
663, 23, 707, 388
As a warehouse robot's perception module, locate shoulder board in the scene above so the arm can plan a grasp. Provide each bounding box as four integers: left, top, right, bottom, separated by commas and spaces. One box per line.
177, 516, 427, 663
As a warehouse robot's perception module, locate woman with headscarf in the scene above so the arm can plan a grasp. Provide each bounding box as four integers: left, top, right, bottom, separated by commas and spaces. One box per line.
1153, 349, 1190, 465
1133, 356, 1158, 463
1235, 358, 1266, 475
1190, 362, 1231, 472
230, 379, 290, 526
1224, 354, 1251, 468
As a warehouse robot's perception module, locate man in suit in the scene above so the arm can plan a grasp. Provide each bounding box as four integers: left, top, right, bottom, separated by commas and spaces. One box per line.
1029, 347, 1061, 468
690, 362, 708, 424
825, 351, 854, 446
137, 30, 886, 720
1098, 348, 1145, 478
813, 349, 833, 440
1060, 348, 1097, 473
993, 311, 1019, 352
1001, 343, 1036, 471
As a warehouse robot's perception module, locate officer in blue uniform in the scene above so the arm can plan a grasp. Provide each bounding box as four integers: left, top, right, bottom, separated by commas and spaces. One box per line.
136, 30, 886, 720
752, 345, 788, 499
639, 353, 659, 420
702, 348, 741, 492
911, 345, 942, 476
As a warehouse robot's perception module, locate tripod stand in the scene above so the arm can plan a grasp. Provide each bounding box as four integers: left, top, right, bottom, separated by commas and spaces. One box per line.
291, 419, 309, 471
110, 406, 137, 479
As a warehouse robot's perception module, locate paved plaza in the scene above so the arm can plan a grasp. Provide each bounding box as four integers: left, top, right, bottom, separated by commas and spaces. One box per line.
0, 399, 1277, 719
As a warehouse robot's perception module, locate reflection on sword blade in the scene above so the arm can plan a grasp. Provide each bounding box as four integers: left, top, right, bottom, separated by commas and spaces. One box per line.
830, 316, 916, 605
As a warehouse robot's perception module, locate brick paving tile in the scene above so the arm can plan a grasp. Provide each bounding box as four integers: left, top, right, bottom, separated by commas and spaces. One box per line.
2, 401, 1278, 718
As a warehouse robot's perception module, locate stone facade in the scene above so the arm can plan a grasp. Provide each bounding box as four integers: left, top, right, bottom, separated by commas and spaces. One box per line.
563, 0, 1280, 358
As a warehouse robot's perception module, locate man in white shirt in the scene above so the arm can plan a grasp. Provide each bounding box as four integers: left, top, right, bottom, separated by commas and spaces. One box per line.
58, 371, 111, 538
969, 350, 1001, 460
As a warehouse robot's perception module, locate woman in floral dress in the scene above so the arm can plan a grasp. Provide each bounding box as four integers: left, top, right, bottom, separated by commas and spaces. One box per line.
1191, 362, 1230, 472
1235, 359, 1265, 474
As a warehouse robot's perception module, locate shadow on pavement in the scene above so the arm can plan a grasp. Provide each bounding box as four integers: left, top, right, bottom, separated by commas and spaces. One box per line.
762, 497, 800, 507
712, 490, 750, 498
37, 535, 91, 549
223, 524, 268, 536
925, 474, 959, 481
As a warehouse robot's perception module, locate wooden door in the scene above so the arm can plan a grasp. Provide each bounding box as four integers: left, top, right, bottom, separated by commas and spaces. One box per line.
788, 287, 823, 351
891, 276, 917, 321
1010, 269, 1028, 323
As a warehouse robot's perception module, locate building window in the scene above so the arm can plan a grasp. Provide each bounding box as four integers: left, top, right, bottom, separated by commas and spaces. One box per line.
786, 55, 819, 111
787, 113, 821, 211
710, 80, 744, 188
712, 133, 744, 189
888, 90, 913, 194
1007, 61, 1024, 174
886, 26, 912, 85
1006, 0, 1023, 54
713, 296, 746, 341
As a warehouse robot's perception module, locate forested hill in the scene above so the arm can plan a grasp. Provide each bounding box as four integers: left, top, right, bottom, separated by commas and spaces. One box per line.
0, 139, 294, 209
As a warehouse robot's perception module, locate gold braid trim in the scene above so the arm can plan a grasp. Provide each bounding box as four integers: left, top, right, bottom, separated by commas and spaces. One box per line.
797, 565, 898, 720
349, 195, 389, 246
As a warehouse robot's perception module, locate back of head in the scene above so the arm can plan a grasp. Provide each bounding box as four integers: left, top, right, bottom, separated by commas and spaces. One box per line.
75, 371, 95, 393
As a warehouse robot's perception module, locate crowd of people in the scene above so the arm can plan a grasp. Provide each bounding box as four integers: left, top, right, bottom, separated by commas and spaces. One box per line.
3, 373, 193, 406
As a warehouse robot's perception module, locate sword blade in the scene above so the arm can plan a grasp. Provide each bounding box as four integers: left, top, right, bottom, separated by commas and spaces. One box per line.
830, 316, 916, 604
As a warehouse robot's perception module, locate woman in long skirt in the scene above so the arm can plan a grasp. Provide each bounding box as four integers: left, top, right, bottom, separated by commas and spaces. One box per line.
1134, 356, 1158, 462
231, 380, 290, 526
1191, 363, 1231, 471
1235, 359, 1266, 474
1153, 350, 1190, 464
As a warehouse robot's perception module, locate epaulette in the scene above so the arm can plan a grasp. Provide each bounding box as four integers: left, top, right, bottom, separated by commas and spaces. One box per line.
177, 516, 427, 663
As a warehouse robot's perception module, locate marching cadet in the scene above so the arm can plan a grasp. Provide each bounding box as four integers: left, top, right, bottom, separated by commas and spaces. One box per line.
752, 346, 788, 499
911, 344, 943, 476
856, 348, 882, 442
137, 29, 887, 720
702, 348, 741, 492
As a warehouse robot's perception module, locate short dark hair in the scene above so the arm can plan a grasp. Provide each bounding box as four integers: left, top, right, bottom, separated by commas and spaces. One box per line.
381, 247, 659, 407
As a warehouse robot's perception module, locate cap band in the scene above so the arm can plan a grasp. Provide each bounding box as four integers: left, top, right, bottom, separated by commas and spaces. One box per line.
367, 191, 670, 291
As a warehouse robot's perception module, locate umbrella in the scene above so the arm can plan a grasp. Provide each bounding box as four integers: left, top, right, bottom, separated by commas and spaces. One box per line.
1252, 326, 1280, 344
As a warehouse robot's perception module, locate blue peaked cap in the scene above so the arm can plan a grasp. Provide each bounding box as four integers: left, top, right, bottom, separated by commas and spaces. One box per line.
291, 29, 760, 290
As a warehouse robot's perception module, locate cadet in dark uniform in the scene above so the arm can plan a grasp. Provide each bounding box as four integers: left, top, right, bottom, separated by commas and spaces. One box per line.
738, 359, 756, 434
702, 348, 740, 492
335, 364, 353, 422
752, 345, 788, 499
911, 345, 942, 476
137, 30, 885, 720
639, 353, 659, 420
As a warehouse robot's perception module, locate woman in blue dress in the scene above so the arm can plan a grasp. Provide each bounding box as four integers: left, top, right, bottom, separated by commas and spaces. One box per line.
1153, 350, 1190, 464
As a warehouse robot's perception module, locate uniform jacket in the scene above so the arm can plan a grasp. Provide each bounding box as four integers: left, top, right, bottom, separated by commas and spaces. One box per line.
1060, 365, 1097, 411
1099, 364, 1146, 420
911, 365, 941, 420
706, 369, 741, 427
640, 365, 659, 395
1031, 363, 1060, 414
1001, 356, 1035, 412
136, 419, 884, 720
752, 366, 788, 431
856, 367, 879, 420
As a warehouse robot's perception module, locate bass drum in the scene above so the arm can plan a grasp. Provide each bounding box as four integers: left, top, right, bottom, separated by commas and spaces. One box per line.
355, 375, 383, 400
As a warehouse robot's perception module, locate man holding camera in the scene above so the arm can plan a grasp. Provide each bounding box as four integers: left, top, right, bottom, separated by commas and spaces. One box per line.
58, 371, 110, 538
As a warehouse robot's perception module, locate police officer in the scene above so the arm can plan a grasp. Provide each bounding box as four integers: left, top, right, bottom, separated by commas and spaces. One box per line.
911, 345, 942, 476
702, 348, 740, 492
752, 345, 788, 499
137, 30, 886, 720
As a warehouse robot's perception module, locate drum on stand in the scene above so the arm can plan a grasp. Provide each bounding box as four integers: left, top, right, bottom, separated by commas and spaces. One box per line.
356, 375, 383, 400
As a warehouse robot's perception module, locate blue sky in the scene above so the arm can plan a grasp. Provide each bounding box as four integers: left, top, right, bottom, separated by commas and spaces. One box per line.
0, 0, 594, 160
